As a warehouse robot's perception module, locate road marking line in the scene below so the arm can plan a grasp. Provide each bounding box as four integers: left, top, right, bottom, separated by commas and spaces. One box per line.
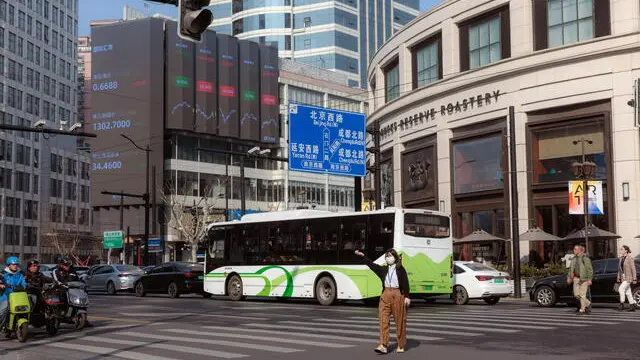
275, 319, 518, 334
116, 331, 303, 353
161, 328, 354, 348
201, 325, 374, 342
118, 312, 196, 317
78, 336, 248, 358
220, 305, 374, 313
242, 323, 444, 341
342, 316, 554, 330
420, 312, 614, 325
42, 342, 181, 360
92, 316, 151, 324
458, 309, 640, 322
280, 319, 483, 337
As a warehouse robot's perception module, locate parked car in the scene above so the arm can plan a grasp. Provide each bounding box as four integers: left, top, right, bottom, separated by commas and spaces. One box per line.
452, 261, 513, 305
530, 258, 640, 307
133, 262, 209, 298
83, 264, 144, 295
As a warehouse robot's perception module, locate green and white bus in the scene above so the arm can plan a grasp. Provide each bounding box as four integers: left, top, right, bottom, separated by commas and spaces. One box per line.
203, 208, 452, 305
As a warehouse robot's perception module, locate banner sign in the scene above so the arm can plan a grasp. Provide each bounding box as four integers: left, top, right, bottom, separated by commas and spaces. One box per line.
568, 180, 604, 215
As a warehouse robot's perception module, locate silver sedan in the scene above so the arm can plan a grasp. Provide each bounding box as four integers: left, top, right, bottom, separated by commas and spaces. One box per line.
83, 264, 144, 295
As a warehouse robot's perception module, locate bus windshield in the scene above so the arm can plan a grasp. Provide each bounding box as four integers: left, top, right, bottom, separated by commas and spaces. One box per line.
403, 213, 450, 238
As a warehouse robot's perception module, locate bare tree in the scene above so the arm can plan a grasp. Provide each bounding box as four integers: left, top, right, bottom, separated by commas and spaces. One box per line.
43, 231, 102, 265
161, 178, 225, 262
44, 231, 81, 261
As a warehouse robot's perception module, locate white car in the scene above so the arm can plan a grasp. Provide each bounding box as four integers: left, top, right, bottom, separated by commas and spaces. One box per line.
452, 261, 513, 305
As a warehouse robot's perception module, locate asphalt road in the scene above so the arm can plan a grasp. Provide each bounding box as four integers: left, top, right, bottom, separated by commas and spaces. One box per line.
1, 293, 638, 360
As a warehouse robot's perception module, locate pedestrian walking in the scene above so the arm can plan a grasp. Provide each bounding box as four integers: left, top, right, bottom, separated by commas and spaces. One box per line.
566, 244, 593, 315
616, 245, 637, 311
355, 249, 410, 354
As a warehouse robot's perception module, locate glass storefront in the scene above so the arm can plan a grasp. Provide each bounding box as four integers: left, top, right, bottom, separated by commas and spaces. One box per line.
453, 135, 504, 194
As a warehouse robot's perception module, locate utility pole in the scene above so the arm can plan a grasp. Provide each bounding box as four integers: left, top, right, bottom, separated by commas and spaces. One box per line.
366, 121, 381, 210
508, 106, 521, 298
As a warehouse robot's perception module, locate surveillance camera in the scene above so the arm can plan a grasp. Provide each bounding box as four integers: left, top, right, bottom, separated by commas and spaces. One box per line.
259, 149, 270, 155
69, 123, 82, 132
248, 146, 260, 155
34, 120, 47, 129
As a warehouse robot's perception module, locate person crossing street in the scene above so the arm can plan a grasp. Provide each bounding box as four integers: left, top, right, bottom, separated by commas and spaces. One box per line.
355, 249, 410, 354
566, 244, 593, 315
616, 245, 637, 311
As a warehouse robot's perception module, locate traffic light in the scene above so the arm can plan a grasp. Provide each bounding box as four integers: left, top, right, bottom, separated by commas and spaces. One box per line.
178, 0, 213, 42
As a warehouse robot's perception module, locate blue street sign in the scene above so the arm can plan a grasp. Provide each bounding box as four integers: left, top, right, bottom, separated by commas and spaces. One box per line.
288, 103, 366, 177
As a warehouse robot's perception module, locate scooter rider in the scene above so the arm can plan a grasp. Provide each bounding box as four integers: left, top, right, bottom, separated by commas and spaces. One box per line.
25, 260, 53, 309
52, 258, 79, 285
1, 257, 27, 331
52, 258, 92, 327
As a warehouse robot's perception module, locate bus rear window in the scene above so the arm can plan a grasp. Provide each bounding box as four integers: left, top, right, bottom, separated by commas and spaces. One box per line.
404, 213, 450, 238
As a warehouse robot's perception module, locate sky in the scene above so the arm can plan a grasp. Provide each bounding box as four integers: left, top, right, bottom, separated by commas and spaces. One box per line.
78, 0, 444, 37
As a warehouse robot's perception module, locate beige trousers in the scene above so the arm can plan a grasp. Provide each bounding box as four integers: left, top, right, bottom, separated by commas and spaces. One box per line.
572, 277, 591, 311
378, 288, 407, 348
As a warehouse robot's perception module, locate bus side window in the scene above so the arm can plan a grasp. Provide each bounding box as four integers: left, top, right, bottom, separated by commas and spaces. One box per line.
241, 224, 260, 265
306, 218, 339, 265
339, 218, 367, 265
367, 213, 395, 259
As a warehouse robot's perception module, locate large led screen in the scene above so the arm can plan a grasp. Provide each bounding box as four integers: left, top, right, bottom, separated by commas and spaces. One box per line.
259, 44, 279, 143
217, 34, 239, 138
239, 41, 260, 141
90, 19, 164, 206
165, 21, 195, 131
195, 30, 218, 134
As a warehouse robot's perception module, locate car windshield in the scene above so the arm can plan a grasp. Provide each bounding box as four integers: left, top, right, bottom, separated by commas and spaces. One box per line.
116, 265, 144, 274
464, 263, 497, 272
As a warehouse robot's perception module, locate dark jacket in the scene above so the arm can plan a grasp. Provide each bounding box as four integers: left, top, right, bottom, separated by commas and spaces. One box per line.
25, 271, 53, 295
362, 256, 410, 296
53, 267, 79, 284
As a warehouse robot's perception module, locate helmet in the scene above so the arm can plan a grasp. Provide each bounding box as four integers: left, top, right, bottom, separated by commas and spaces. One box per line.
58, 258, 72, 266
27, 259, 40, 267
6, 256, 20, 266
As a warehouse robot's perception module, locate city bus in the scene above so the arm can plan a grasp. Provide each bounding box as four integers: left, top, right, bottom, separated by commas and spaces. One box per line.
203, 208, 452, 305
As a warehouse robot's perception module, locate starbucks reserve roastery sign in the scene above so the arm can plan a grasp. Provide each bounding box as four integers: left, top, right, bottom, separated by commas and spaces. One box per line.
380, 90, 502, 139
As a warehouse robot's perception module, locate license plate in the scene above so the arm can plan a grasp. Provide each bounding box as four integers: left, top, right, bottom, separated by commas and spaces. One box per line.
494, 278, 504, 284
198, 276, 203, 280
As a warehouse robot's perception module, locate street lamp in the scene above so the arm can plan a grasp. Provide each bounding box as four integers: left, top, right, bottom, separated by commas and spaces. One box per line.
571, 137, 595, 252
121, 134, 151, 265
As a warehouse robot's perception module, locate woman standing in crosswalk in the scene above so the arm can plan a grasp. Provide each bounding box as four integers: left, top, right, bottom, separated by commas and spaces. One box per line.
355, 249, 410, 354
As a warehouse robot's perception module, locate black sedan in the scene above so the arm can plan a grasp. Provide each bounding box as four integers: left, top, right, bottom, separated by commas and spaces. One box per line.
530, 258, 640, 307
133, 262, 211, 298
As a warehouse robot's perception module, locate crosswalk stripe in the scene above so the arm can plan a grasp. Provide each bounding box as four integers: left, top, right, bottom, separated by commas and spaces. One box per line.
423, 311, 617, 325
202, 325, 376, 342
459, 309, 640, 322
42, 342, 182, 360
161, 328, 354, 348
77, 336, 248, 358
284, 319, 518, 334
202, 314, 270, 320
221, 305, 375, 313
343, 316, 553, 330
242, 322, 444, 341
116, 331, 303, 353
118, 312, 196, 317
407, 313, 589, 327
279, 319, 482, 336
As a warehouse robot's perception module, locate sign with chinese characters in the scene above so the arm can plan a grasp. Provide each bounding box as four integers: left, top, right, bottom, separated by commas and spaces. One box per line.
568, 180, 604, 215
103, 231, 123, 249
288, 103, 366, 177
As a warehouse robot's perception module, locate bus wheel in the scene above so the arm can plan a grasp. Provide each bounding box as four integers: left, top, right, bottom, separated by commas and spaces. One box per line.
227, 275, 244, 301
315, 276, 336, 306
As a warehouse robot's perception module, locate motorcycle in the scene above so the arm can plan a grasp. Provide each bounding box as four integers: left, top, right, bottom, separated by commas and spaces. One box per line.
1, 287, 31, 342
29, 283, 62, 336
59, 281, 88, 330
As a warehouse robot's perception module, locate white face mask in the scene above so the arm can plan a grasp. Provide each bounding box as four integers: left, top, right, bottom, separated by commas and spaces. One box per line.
385, 256, 395, 265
